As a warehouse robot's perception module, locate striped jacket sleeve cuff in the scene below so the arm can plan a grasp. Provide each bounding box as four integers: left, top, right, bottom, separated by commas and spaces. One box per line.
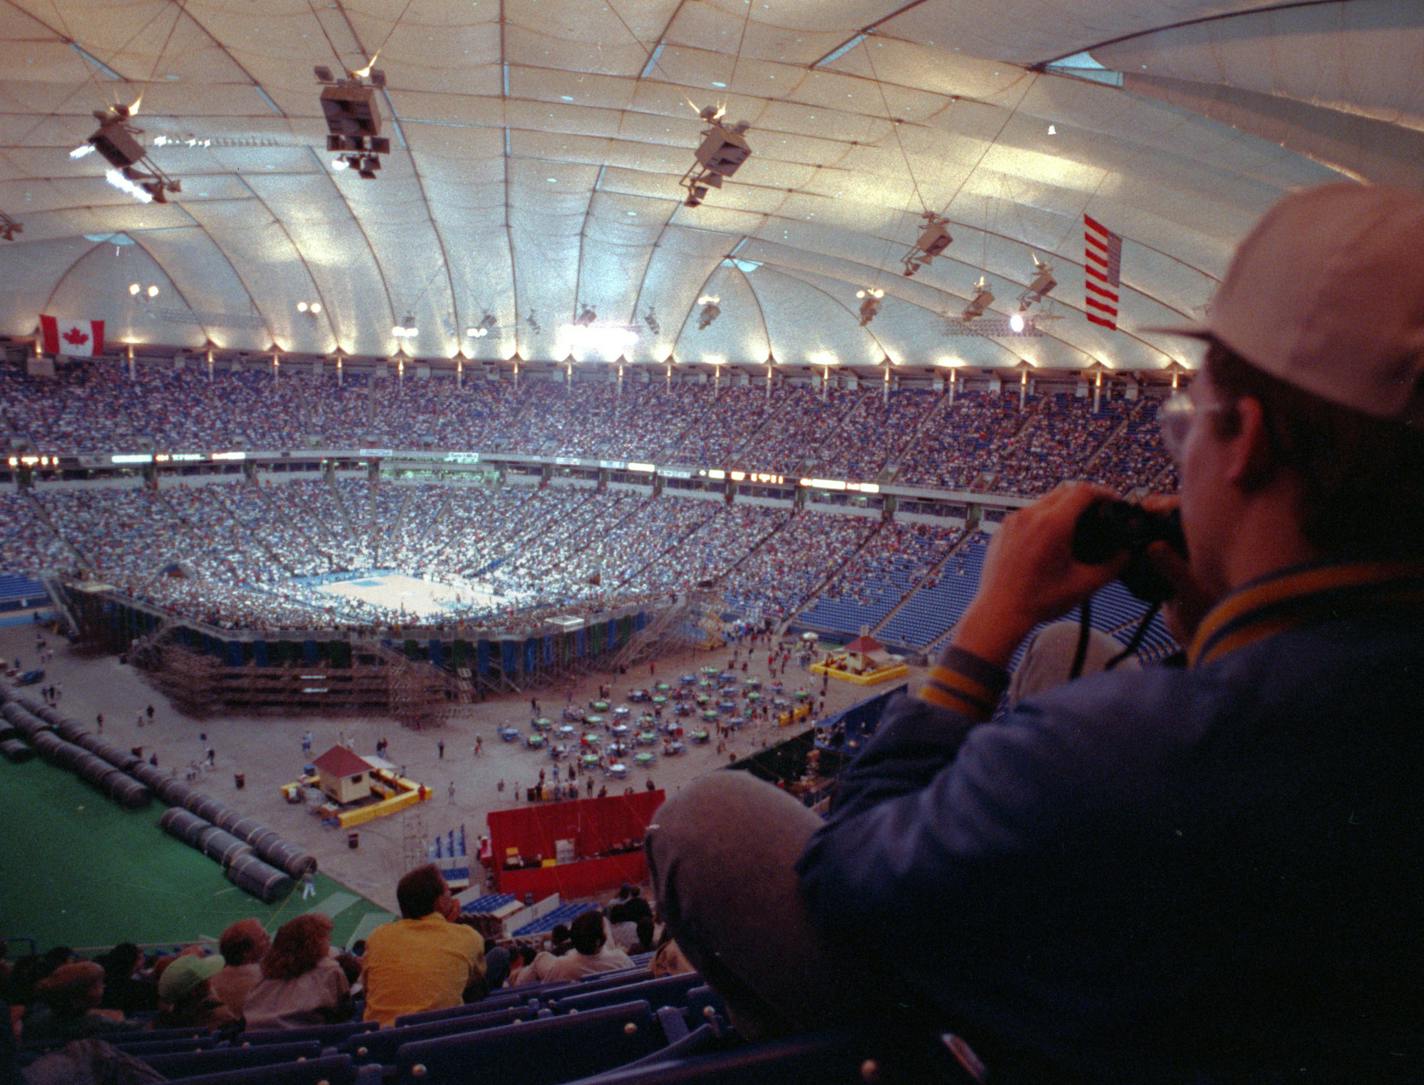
919, 646, 1009, 721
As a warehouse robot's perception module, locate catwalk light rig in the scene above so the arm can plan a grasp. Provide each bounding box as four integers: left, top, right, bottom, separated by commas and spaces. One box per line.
680, 105, 752, 208
316, 64, 391, 179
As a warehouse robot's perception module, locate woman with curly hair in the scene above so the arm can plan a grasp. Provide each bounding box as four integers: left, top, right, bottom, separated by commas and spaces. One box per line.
242, 914, 351, 1030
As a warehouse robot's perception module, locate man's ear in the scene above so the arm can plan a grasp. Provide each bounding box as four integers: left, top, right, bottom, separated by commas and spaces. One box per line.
1221, 395, 1275, 491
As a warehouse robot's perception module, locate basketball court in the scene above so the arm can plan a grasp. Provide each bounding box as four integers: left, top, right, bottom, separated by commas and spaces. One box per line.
315, 572, 506, 620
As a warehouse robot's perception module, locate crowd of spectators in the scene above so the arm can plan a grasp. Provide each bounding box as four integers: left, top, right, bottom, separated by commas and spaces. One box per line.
719, 512, 875, 625
2, 866, 691, 1061
1, 477, 888, 635
0, 362, 1172, 492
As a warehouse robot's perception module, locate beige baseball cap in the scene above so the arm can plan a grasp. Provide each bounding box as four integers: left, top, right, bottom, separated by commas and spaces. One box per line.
1154, 183, 1424, 425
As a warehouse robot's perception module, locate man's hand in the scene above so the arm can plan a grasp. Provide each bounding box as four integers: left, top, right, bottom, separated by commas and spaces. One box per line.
1139, 494, 1217, 645
950, 482, 1127, 668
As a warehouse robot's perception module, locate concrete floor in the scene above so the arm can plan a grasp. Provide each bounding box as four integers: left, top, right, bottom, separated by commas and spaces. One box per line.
2, 623, 918, 914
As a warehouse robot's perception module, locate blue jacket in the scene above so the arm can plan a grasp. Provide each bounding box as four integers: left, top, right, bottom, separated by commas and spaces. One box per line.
797, 562, 1424, 1082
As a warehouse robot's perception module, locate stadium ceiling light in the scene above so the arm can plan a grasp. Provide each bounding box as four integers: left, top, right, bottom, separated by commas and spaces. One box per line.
1009, 312, 1027, 333
146, 284, 159, 299
128, 282, 141, 295
315, 64, 390, 182
297, 300, 322, 315
465, 312, 497, 338
855, 287, 884, 326
392, 313, 417, 338
901, 211, 952, 277
88, 103, 182, 204
680, 104, 751, 208
1018, 254, 1057, 310
696, 295, 721, 330
962, 276, 994, 321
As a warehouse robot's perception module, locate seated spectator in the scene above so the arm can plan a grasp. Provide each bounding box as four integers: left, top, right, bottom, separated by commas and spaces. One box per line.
548, 923, 573, 957
482, 944, 511, 992
630, 918, 657, 956
541, 912, 634, 983
21, 962, 127, 1045
243, 914, 350, 1030
617, 884, 653, 925
505, 945, 538, 987
210, 919, 269, 1018
96, 943, 153, 1015
154, 953, 235, 1031
606, 903, 639, 952
648, 185, 1424, 1079
361, 864, 485, 1028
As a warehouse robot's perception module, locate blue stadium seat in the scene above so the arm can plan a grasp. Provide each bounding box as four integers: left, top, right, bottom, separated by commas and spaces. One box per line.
140, 1040, 323, 1079
393, 992, 539, 1028
108, 1034, 220, 1057
558, 1031, 868, 1084
238, 1019, 377, 1047
159, 1053, 368, 1085
343, 1003, 541, 1064
550, 973, 703, 1015
395, 999, 663, 1085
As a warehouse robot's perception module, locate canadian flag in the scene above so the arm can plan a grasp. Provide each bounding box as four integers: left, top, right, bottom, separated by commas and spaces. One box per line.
39, 314, 105, 358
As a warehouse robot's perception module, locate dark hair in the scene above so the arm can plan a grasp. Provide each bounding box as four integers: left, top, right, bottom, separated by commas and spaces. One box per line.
262, 914, 332, 981
101, 943, 141, 977
570, 911, 606, 956
1206, 341, 1424, 559
396, 864, 446, 919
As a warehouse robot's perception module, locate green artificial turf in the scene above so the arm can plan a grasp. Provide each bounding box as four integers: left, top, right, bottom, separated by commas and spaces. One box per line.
0, 755, 392, 954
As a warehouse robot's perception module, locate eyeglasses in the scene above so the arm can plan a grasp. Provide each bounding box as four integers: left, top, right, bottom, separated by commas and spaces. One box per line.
1159, 392, 1234, 463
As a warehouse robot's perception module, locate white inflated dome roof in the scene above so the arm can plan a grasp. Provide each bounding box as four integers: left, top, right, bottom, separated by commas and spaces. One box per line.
1, 0, 1420, 372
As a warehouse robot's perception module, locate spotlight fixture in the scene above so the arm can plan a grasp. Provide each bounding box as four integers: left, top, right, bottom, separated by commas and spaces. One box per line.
574, 304, 598, 327
855, 287, 884, 327
1018, 254, 1057, 309
296, 300, 322, 315
901, 211, 953, 277
1009, 312, 1027, 333
128, 281, 160, 301
0, 212, 21, 241
466, 312, 497, 338
391, 313, 418, 338
146, 284, 159, 299
680, 104, 751, 208
696, 295, 721, 330
316, 64, 391, 181
961, 276, 994, 321
86, 103, 182, 204
643, 308, 660, 336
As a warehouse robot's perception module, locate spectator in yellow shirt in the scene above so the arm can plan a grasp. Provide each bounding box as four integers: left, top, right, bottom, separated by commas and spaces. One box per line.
361, 864, 485, 1028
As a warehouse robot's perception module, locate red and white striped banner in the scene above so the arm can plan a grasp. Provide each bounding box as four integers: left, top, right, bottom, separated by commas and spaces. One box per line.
1083, 214, 1122, 330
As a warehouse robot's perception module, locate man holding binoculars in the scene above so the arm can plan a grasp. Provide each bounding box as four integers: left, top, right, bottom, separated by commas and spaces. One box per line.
648, 184, 1424, 1082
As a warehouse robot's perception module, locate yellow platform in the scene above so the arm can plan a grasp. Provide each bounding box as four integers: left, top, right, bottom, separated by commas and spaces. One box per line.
811, 658, 910, 687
